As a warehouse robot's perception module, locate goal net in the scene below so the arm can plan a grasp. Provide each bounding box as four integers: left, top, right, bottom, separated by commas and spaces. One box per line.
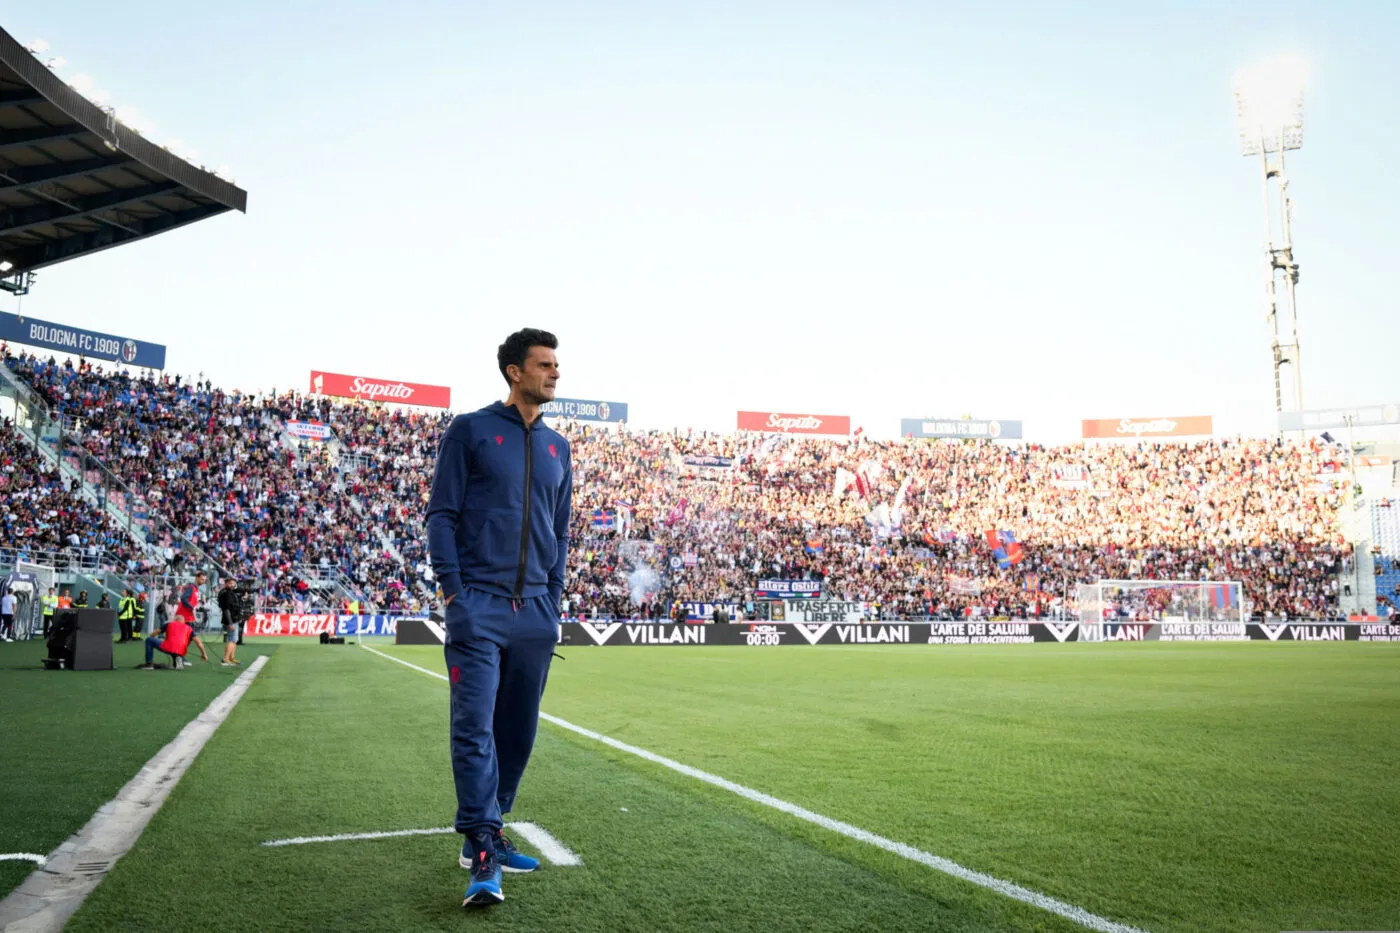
14, 561, 56, 640
1077, 580, 1245, 642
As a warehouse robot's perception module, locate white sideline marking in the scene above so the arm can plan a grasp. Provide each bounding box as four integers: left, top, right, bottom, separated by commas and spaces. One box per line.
0, 655, 270, 933
0, 854, 47, 866
260, 822, 581, 866
359, 644, 1148, 933
262, 827, 456, 847
507, 821, 581, 866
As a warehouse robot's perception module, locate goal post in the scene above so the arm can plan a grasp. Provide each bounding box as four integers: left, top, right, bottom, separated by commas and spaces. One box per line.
14, 561, 56, 640
1077, 580, 1245, 642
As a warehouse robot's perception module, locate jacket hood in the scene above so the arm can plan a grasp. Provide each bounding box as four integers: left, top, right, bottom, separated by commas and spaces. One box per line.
484, 400, 545, 427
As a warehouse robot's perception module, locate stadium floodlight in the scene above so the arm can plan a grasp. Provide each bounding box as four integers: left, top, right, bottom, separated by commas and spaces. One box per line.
1233, 54, 1307, 155
1233, 53, 1309, 423
0, 261, 13, 273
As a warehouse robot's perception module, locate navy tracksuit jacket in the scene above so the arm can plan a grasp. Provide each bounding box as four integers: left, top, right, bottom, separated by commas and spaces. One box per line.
426, 401, 573, 835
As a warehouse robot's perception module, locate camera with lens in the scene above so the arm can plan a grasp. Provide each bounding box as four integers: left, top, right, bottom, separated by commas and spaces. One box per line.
225, 578, 259, 616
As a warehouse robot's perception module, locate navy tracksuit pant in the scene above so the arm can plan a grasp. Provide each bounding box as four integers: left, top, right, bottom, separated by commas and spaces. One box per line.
444, 588, 557, 835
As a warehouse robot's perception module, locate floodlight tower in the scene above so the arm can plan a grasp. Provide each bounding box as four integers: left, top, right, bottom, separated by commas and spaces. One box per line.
1233, 55, 1307, 418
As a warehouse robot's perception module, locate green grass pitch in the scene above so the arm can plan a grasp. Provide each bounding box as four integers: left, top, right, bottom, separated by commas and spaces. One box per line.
4, 639, 1398, 932
0, 639, 266, 899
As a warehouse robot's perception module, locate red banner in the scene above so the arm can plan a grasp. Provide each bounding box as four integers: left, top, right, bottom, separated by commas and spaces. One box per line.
1082, 415, 1213, 439
310, 371, 451, 408
737, 411, 850, 435
245, 613, 337, 636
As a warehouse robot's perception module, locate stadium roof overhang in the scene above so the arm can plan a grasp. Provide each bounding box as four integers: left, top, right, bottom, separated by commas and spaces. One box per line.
0, 28, 247, 282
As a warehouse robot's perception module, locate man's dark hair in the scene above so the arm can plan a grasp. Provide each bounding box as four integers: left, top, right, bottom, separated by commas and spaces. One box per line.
497, 328, 557, 386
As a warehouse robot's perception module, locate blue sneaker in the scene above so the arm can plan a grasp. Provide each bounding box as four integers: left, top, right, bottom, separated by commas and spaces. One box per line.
462, 835, 504, 907
494, 829, 540, 873
459, 829, 540, 874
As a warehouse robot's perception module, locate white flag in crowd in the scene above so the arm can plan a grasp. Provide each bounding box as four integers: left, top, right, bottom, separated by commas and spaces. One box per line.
833, 467, 856, 500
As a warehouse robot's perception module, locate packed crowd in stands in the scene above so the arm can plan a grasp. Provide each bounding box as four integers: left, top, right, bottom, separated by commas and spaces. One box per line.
5, 351, 412, 610
560, 426, 1348, 621
0, 417, 147, 571
1, 348, 1351, 619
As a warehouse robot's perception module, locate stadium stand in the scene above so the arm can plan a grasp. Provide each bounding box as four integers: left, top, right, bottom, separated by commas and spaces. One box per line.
0, 349, 1351, 620
0, 415, 145, 572
1372, 497, 1400, 616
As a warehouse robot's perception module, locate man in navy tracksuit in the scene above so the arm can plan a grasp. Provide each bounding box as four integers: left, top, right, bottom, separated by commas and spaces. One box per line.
426, 328, 572, 908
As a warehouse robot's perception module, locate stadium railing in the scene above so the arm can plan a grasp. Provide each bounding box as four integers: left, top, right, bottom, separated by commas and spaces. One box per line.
0, 546, 108, 574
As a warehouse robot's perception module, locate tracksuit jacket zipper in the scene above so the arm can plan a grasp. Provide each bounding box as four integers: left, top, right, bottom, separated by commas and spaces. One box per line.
513, 422, 534, 599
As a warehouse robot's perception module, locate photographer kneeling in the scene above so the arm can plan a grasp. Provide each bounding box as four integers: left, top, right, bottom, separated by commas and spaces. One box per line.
139, 615, 194, 670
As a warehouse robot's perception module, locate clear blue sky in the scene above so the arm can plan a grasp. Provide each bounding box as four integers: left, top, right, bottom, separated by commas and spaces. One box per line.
7, 1, 1397, 440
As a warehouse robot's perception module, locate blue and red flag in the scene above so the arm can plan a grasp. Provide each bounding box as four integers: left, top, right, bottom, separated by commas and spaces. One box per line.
985, 529, 1024, 568
591, 509, 616, 530
1209, 584, 1237, 608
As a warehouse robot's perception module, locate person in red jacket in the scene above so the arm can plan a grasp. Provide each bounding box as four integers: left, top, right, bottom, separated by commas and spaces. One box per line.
175, 571, 206, 624
140, 571, 210, 668
173, 571, 210, 664
139, 617, 193, 670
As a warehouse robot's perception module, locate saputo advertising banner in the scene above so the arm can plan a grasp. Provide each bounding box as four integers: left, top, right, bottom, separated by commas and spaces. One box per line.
541, 397, 629, 423
737, 411, 851, 435
0, 311, 166, 369
1082, 416, 1214, 439
310, 370, 451, 408
900, 418, 1023, 440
